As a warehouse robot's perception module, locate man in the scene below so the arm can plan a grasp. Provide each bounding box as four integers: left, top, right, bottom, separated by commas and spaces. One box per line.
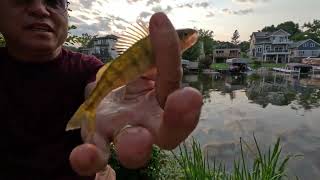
0, 0, 203, 179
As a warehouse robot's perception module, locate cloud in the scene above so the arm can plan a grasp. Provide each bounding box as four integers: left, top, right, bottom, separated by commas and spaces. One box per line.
232, 0, 271, 3
151, 5, 173, 14
195, 2, 210, 8
126, 0, 142, 4
146, 0, 162, 6
176, 1, 211, 9
222, 8, 254, 15
139, 11, 153, 19
206, 12, 215, 18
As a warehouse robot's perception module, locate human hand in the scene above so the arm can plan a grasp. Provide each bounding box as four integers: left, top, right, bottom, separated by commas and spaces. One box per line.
69, 12, 203, 178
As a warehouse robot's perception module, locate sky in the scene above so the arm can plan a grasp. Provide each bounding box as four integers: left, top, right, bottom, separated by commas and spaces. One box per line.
68, 0, 320, 42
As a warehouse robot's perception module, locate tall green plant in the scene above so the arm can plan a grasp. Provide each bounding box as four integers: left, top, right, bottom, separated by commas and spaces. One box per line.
0, 33, 6, 47
172, 135, 301, 180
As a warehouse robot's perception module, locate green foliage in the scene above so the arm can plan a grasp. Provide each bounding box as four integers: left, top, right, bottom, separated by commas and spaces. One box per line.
65, 25, 80, 46
182, 29, 216, 61
199, 55, 213, 69
109, 144, 169, 180
277, 21, 302, 36
77, 33, 97, 48
215, 41, 238, 49
211, 63, 228, 70
261, 20, 320, 43
303, 19, 320, 43
182, 40, 201, 61
0, 33, 6, 47
198, 29, 216, 55
262, 25, 277, 33
231, 30, 240, 46
239, 41, 250, 53
172, 135, 300, 180
261, 21, 301, 37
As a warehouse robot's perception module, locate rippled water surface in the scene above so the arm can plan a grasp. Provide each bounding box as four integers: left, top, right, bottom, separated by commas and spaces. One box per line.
183, 70, 320, 180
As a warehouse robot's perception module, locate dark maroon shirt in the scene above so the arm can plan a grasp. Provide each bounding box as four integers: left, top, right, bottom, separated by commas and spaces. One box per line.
0, 47, 104, 180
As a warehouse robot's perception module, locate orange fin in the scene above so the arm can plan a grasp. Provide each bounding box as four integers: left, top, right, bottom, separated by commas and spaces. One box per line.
96, 61, 112, 82
114, 20, 149, 55
66, 104, 96, 134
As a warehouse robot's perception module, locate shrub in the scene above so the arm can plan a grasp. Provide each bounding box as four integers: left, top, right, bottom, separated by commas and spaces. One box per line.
109, 144, 169, 180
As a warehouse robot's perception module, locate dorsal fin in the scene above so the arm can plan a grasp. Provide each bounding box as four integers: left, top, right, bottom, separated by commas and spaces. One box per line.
114, 20, 149, 55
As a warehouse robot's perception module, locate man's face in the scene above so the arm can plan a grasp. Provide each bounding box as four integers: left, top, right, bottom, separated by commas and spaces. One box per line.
0, 0, 69, 54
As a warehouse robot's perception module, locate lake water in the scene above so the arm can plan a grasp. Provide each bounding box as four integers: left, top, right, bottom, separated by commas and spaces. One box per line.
183, 70, 320, 180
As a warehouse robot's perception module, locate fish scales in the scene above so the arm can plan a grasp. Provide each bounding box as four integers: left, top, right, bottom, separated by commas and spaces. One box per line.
84, 37, 153, 111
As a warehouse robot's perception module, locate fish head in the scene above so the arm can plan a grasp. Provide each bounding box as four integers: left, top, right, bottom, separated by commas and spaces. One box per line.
176, 28, 199, 53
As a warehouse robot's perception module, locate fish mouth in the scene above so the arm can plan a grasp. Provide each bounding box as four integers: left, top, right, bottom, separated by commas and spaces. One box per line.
186, 32, 199, 48
181, 31, 198, 52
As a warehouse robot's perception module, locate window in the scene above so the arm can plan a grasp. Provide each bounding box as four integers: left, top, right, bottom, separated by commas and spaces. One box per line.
303, 43, 308, 48
257, 47, 262, 53
299, 51, 304, 56
265, 45, 271, 52
310, 43, 315, 47
280, 37, 284, 42
312, 51, 317, 56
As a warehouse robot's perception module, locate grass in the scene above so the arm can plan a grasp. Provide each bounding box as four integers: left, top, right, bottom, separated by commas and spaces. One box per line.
211, 63, 229, 70
210, 63, 285, 71
170, 135, 301, 180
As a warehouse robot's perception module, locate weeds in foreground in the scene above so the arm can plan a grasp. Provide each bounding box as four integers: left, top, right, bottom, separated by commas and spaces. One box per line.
172, 135, 301, 180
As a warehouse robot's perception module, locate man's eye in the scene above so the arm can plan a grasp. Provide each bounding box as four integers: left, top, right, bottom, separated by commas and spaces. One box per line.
46, 0, 66, 9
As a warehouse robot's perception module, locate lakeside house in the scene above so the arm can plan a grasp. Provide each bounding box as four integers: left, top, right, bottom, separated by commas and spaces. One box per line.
249, 29, 292, 63
79, 35, 118, 63
213, 48, 241, 63
289, 39, 320, 62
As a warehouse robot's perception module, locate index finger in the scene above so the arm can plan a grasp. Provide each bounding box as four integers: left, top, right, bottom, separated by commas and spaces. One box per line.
149, 12, 182, 108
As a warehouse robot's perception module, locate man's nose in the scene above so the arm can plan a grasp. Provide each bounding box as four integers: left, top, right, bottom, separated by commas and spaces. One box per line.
27, 0, 50, 17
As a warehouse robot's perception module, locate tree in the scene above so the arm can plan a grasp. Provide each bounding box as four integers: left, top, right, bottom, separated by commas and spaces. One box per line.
182, 28, 216, 61
276, 21, 301, 37
303, 19, 320, 43
239, 41, 250, 52
77, 33, 97, 48
0, 33, 5, 47
231, 30, 240, 46
64, 25, 80, 46
198, 29, 216, 55
182, 41, 201, 61
261, 25, 277, 32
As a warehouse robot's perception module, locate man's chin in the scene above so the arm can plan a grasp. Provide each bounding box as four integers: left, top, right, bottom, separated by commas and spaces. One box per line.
24, 41, 61, 54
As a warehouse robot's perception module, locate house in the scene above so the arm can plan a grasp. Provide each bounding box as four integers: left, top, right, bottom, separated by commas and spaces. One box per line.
213, 48, 241, 63
79, 35, 119, 63
289, 39, 320, 62
249, 29, 292, 63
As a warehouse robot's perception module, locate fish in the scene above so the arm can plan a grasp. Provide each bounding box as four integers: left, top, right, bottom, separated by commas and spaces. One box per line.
65, 20, 199, 138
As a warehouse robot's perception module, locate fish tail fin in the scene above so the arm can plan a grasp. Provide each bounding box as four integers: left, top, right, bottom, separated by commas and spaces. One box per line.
66, 104, 96, 134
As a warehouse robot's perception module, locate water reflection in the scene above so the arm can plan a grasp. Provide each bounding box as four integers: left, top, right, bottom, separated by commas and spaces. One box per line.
183, 70, 320, 179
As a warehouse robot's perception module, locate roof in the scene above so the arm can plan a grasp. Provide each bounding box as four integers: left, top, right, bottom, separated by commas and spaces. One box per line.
226, 58, 248, 64
289, 39, 320, 48
286, 63, 312, 68
252, 29, 290, 39
253, 32, 271, 37
94, 34, 119, 40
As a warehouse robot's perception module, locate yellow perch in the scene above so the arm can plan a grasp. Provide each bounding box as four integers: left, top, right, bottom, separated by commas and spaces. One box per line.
65, 21, 199, 137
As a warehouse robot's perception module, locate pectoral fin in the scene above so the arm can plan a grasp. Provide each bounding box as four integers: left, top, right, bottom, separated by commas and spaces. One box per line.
66, 104, 96, 136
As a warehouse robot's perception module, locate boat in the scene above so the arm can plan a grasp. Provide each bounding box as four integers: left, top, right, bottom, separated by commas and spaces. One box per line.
226, 58, 251, 74
272, 63, 313, 74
